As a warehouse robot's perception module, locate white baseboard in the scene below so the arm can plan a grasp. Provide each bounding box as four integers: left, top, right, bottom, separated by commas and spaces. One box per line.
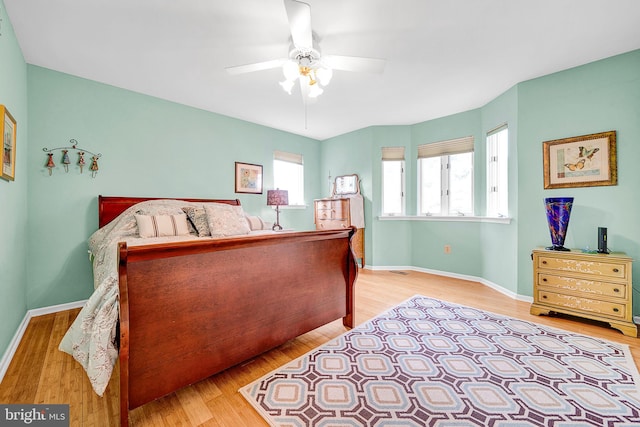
366, 264, 533, 303
0, 299, 86, 384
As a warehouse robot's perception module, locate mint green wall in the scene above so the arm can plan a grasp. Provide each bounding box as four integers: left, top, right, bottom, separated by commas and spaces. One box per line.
370, 126, 413, 267
320, 127, 376, 265
322, 126, 415, 267
320, 50, 639, 308
479, 86, 519, 293
26, 66, 322, 309
409, 110, 484, 274
517, 50, 640, 311
0, 0, 28, 357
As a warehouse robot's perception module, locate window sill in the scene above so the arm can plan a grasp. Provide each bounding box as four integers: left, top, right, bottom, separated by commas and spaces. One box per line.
378, 215, 511, 224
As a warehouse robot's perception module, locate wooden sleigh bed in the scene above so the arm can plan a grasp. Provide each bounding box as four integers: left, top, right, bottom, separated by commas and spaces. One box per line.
98, 196, 358, 426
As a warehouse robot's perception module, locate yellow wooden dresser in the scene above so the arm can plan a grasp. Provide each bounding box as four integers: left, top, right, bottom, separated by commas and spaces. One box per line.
531, 248, 637, 337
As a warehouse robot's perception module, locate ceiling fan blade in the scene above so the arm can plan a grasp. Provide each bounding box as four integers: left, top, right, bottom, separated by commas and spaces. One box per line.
225, 58, 287, 75
284, 0, 313, 49
322, 55, 386, 74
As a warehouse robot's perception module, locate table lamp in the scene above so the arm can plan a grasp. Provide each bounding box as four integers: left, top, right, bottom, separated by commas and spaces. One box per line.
267, 189, 288, 231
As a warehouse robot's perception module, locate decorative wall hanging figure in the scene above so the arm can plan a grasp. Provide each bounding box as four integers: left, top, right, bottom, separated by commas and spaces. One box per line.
90, 156, 99, 178
78, 151, 85, 173
45, 153, 55, 176
61, 149, 70, 172
42, 139, 101, 177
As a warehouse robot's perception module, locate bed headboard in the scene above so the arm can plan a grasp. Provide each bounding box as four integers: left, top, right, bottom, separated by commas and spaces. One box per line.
98, 196, 242, 228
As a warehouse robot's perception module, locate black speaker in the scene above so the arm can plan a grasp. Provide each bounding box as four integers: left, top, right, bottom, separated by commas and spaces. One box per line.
597, 227, 608, 253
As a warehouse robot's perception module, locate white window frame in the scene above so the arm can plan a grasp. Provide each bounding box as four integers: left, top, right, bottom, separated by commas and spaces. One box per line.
273, 150, 304, 206
381, 147, 406, 216
417, 136, 474, 216
486, 125, 508, 217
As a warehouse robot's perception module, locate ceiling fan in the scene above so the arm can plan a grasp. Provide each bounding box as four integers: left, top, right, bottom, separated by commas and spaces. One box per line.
225, 0, 386, 103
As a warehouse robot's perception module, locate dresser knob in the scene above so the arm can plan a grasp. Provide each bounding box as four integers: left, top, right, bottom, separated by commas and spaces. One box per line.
542, 295, 547, 299
542, 278, 547, 282
542, 261, 547, 265
614, 288, 620, 293
613, 308, 619, 313
613, 268, 619, 273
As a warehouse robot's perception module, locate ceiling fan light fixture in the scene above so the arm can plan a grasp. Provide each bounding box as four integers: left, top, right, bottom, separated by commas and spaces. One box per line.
280, 79, 295, 94
226, 0, 387, 104
316, 67, 333, 86
282, 60, 299, 81
308, 84, 323, 98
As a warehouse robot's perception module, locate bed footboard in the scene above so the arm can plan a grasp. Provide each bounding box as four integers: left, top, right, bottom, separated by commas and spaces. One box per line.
118, 228, 357, 426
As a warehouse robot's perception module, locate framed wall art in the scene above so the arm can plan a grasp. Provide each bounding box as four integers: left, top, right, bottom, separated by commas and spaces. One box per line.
235, 162, 263, 194
1, 105, 17, 181
543, 130, 617, 189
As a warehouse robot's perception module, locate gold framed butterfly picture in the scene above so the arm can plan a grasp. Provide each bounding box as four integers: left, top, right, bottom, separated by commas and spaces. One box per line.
543, 130, 617, 189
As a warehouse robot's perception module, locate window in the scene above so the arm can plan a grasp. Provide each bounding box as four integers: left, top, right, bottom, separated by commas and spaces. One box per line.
273, 150, 304, 206
486, 125, 508, 217
381, 147, 405, 216
418, 136, 474, 216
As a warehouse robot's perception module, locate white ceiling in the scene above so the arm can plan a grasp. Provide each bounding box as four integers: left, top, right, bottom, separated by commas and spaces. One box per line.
4, 0, 640, 140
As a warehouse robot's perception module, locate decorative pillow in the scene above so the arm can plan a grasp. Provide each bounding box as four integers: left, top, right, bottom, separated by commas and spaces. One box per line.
204, 203, 251, 238
135, 213, 191, 238
245, 215, 269, 231
182, 206, 210, 237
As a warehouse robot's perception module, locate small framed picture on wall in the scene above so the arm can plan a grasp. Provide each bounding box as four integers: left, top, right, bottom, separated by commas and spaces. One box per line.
235, 162, 263, 194
1, 105, 17, 181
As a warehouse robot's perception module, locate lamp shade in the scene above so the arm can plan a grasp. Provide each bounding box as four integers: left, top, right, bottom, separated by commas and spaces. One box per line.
267, 189, 289, 206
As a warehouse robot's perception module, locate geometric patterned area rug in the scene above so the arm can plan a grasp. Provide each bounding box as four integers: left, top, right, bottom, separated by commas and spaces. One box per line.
240, 295, 640, 426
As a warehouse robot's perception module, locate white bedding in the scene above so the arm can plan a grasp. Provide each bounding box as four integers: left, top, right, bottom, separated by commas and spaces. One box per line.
59, 199, 275, 396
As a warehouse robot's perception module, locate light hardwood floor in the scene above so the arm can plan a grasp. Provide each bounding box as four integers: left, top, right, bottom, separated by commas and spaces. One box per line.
2, 269, 639, 426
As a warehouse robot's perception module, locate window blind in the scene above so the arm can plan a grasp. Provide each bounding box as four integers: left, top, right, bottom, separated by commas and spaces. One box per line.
417, 136, 474, 159
274, 150, 303, 165
381, 146, 405, 161
487, 123, 508, 137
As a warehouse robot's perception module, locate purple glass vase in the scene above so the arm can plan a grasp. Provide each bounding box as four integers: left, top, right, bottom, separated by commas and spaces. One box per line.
544, 197, 574, 251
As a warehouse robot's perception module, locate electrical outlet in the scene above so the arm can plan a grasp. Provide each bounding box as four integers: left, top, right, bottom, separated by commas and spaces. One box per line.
634, 316, 640, 325
444, 245, 451, 254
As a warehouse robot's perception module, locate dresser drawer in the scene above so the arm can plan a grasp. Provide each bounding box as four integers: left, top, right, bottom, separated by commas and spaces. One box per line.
316, 219, 349, 230
537, 256, 627, 279
316, 199, 347, 211
315, 200, 333, 210
316, 208, 347, 221
537, 273, 627, 299
537, 290, 627, 320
